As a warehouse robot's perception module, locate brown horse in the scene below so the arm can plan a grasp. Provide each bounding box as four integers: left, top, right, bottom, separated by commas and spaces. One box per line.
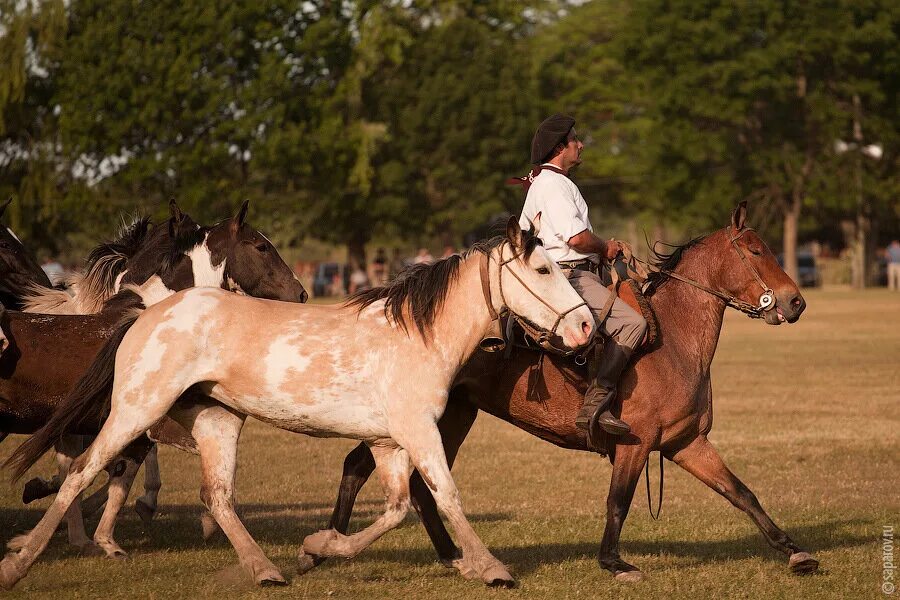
310, 202, 819, 583
0, 198, 54, 310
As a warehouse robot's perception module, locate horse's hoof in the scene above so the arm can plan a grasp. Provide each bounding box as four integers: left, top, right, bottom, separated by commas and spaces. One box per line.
0, 556, 23, 590
296, 550, 321, 575
789, 551, 819, 575
134, 499, 155, 526
255, 567, 287, 587
482, 563, 516, 588
615, 570, 644, 583
302, 529, 338, 557
77, 542, 106, 558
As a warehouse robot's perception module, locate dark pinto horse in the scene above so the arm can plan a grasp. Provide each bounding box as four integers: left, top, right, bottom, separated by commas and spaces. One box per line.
1, 200, 307, 557
309, 203, 819, 583
0, 198, 54, 310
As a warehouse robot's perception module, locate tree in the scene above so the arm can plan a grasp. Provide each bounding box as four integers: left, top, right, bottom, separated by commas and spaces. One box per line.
620, 0, 898, 282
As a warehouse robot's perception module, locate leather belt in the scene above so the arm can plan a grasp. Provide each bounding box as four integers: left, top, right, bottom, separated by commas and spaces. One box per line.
557, 259, 598, 273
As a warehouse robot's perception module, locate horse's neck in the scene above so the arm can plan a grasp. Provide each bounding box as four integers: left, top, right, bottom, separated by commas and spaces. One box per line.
428, 257, 494, 372
650, 253, 726, 375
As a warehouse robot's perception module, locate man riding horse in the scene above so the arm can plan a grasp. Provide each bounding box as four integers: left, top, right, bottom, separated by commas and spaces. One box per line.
517, 114, 647, 445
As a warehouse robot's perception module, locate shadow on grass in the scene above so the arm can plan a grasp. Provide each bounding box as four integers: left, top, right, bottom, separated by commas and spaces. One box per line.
0, 500, 870, 578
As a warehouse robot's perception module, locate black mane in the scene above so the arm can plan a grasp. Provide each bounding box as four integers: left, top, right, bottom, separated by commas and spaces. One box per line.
347, 229, 541, 340
645, 234, 708, 295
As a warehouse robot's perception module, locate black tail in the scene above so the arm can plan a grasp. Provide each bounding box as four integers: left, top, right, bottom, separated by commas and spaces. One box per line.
4, 313, 140, 481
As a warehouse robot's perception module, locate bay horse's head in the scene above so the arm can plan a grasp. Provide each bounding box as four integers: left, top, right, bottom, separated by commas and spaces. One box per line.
203, 200, 308, 303
713, 202, 805, 325
0, 198, 53, 303
493, 216, 594, 348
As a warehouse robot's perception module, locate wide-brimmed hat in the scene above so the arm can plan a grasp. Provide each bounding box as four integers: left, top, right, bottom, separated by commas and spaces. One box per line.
530, 113, 575, 164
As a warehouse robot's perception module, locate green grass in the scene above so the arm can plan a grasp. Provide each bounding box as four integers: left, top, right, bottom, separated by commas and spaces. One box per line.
2, 288, 898, 598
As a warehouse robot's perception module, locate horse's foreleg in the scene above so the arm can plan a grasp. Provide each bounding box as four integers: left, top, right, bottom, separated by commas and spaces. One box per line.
598, 440, 652, 582
134, 444, 161, 525
169, 401, 285, 586
410, 393, 479, 567
302, 445, 411, 561
670, 435, 819, 574
402, 422, 514, 587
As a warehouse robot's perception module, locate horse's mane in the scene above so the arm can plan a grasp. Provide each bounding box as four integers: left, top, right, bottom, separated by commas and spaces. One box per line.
347, 228, 541, 339
644, 233, 708, 295
22, 216, 152, 314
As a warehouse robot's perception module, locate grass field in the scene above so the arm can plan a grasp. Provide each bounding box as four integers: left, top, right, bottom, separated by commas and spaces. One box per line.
1, 288, 898, 599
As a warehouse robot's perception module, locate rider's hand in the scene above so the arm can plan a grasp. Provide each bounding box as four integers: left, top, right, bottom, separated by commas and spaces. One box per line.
605, 239, 622, 261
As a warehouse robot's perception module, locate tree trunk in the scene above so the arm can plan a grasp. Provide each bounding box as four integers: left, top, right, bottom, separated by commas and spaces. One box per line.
850, 94, 869, 289
347, 231, 368, 270
783, 203, 800, 285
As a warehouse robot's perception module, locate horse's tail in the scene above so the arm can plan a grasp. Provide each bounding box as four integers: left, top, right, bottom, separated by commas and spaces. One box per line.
4, 313, 140, 481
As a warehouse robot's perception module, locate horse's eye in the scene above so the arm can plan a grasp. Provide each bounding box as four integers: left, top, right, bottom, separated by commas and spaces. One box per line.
255, 242, 268, 252
536, 266, 551, 275
748, 245, 763, 256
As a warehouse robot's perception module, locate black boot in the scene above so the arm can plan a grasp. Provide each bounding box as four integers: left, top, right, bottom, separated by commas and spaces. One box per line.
576, 341, 633, 448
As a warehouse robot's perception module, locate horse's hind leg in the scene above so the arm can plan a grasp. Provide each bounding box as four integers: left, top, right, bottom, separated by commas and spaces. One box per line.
134, 444, 161, 525
0, 410, 163, 589
670, 435, 819, 574
53, 436, 102, 556
168, 401, 285, 586
92, 436, 155, 558
302, 444, 411, 561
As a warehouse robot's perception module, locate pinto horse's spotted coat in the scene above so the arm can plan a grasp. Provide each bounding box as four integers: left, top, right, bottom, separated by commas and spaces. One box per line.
0, 219, 593, 589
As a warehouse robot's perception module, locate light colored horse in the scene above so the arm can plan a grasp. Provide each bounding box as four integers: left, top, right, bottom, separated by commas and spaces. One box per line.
0, 219, 594, 589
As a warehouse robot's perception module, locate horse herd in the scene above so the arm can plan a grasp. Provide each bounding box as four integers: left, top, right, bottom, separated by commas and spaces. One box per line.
0, 199, 820, 590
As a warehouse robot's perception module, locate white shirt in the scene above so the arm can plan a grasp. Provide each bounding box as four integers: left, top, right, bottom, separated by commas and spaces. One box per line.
518, 165, 597, 263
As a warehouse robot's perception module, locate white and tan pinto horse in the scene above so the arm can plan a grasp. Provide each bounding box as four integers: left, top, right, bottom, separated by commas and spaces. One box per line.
0, 219, 594, 589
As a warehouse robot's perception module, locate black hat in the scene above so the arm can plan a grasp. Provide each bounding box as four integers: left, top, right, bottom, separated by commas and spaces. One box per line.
530, 114, 575, 164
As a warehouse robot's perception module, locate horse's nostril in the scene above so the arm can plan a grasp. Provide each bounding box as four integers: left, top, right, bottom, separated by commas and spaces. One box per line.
582, 321, 593, 338
791, 296, 802, 307
300, 291, 309, 303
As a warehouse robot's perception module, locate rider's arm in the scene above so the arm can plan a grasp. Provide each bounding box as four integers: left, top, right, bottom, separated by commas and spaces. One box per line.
568, 230, 620, 261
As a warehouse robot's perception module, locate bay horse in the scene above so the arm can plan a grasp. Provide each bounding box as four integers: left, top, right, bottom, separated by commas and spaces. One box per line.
311, 202, 820, 584
1, 200, 307, 557
1, 218, 594, 589
0, 198, 54, 310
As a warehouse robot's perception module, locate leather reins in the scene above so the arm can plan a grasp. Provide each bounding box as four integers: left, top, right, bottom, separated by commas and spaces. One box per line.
631, 226, 777, 319
478, 241, 587, 353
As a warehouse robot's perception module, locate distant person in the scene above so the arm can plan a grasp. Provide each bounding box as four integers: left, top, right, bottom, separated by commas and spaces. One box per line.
349, 262, 370, 294
40, 258, 65, 286
388, 248, 406, 281
440, 245, 457, 259
413, 248, 433, 265
888, 239, 900, 291
371, 248, 388, 286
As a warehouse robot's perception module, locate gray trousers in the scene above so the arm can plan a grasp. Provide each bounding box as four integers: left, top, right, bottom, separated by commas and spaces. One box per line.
566, 268, 647, 351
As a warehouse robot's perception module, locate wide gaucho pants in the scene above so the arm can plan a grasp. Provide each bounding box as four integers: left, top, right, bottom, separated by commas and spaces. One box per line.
566, 268, 647, 351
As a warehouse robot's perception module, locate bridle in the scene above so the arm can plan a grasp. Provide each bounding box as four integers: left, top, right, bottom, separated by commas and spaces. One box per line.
637, 226, 776, 319
478, 241, 587, 353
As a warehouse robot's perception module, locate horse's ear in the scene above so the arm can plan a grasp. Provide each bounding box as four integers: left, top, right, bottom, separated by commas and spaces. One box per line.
0, 197, 11, 219
506, 215, 523, 249
231, 199, 250, 233
731, 201, 748, 231
531, 212, 542, 237
168, 198, 184, 224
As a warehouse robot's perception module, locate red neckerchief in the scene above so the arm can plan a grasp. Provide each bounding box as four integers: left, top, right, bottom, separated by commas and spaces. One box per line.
505, 164, 569, 193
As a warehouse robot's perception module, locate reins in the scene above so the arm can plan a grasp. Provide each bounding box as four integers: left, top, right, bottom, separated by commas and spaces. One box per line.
477, 241, 587, 354
626, 226, 776, 319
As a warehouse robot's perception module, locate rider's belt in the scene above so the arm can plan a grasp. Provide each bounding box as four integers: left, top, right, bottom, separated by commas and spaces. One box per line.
558, 259, 599, 273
